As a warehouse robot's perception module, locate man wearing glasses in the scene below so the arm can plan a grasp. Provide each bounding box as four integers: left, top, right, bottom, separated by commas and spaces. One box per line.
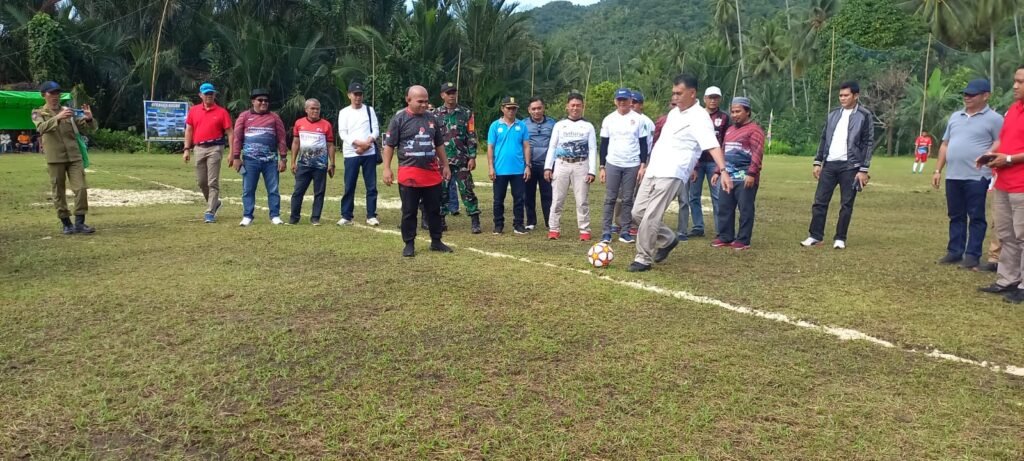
183, 82, 232, 223
487, 96, 532, 234
231, 88, 287, 226
32, 81, 98, 234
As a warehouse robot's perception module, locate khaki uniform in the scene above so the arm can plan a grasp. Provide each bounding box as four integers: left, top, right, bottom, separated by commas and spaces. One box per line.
32, 105, 97, 218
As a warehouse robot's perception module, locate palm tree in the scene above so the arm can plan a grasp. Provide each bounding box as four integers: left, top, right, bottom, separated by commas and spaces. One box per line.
900, 0, 968, 44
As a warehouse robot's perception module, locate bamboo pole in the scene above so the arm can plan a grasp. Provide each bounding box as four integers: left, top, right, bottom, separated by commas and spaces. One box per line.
767, 109, 774, 154
582, 55, 594, 118
531, 49, 536, 96
148, 0, 172, 153
371, 41, 376, 106
617, 54, 623, 87
918, 33, 932, 135
1016, 15, 1022, 57
735, 0, 746, 96
826, 27, 835, 110
455, 48, 462, 105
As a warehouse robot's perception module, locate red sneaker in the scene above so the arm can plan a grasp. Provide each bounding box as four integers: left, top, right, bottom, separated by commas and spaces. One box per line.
628, 228, 638, 236
548, 231, 560, 240
579, 232, 591, 242
730, 241, 751, 250
710, 238, 730, 248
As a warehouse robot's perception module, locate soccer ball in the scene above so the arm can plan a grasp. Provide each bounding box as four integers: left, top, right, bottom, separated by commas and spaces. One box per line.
587, 242, 614, 268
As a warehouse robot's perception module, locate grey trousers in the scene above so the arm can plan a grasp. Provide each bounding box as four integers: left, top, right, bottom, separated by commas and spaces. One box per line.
632, 176, 683, 265
676, 180, 691, 235
602, 163, 639, 234
993, 190, 1024, 288
194, 145, 223, 214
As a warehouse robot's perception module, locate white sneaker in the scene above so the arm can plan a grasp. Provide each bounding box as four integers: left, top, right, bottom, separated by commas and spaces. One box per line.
239, 217, 253, 227
336, 218, 352, 226
366, 217, 380, 226
799, 237, 821, 247
271, 217, 284, 225
525, 224, 536, 231
833, 239, 846, 249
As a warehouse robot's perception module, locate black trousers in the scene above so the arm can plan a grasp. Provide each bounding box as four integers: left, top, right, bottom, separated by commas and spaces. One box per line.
493, 174, 526, 228
717, 182, 758, 245
400, 184, 443, 243
809, 162, 859, 241
525, 164, 552, 228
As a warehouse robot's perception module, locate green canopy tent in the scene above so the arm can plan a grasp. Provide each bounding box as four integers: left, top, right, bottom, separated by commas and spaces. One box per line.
0, 91, 72, 130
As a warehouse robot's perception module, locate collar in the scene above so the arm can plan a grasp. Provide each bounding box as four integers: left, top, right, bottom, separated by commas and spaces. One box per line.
305, 116, 321, 123
201, 102, 219, 111
499, 117, 518, 127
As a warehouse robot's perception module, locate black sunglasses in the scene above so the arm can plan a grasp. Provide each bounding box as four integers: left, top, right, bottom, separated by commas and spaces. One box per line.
255, 98, 269, 103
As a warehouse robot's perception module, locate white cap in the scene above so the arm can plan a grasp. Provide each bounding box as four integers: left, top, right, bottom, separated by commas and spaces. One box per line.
704, 86, 722, 97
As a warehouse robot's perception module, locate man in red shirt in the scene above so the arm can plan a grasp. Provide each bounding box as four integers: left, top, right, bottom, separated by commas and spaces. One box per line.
912, 130, 932, 174
980, 66, 1024, 302
382, 85, 453, 257
183, 82, 232, 223
289, 98, 335, 225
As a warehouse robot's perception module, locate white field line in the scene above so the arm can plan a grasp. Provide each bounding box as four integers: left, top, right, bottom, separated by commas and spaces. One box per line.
354, 223, 1024, 378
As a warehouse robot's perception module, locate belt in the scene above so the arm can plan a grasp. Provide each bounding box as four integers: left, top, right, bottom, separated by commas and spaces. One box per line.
197, 140, 225, 147
559, 157, 587, 164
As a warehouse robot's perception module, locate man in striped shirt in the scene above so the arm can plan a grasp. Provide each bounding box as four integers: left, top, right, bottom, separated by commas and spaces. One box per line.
711, 97, 765, 250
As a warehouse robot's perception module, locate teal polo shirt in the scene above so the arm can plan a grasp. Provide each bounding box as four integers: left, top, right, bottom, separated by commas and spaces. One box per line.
488, 118, 529, 175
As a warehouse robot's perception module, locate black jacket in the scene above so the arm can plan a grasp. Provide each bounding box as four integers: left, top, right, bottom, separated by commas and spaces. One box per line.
813, 105, 874, 173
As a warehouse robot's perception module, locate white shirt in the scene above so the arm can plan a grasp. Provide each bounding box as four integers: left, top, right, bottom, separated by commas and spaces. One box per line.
827, 108, 855, 162
544, 118, 598, 176
647, 102, 719, 180
637, 112, 655, 153
337, 104, 380, 158
600, 110, 649, 168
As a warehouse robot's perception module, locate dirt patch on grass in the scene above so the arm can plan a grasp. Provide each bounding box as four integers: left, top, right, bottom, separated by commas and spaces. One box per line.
33, 188, 200, 207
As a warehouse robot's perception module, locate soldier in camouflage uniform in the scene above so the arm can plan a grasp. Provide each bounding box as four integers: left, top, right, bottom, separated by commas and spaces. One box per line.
434, 81, 483, 233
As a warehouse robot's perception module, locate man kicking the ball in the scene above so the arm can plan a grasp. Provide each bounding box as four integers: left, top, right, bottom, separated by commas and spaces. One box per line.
628, 74, 732, 272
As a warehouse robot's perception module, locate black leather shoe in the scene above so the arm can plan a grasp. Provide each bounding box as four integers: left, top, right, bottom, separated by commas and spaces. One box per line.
470, 214, 482, 234
979, 282, 1019, 294
937, 253, 962, 264
429, 241, 453, 253
959, 255, 980, 269
653, 238, 680, 263
1004, 288, 1024, 303
74, 216, 95, 234
62, 224, 76, 235
627, 262, 652, 272
402, 242, 415, 257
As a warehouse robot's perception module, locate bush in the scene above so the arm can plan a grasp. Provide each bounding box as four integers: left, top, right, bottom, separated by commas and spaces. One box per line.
89, 129, 176, 153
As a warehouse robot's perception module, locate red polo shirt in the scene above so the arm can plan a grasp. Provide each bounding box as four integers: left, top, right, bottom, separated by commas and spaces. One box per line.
185, 102, 232, 145
995, 100, 1024, 193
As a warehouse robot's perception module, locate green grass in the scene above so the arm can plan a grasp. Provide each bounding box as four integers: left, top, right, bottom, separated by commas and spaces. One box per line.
1, 152, 1022, 459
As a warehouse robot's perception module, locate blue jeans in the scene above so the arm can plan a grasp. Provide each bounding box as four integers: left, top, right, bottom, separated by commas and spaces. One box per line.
493, 174, 526, 228
241, 157, 281, 219
447, 179, 460, 213
688, 161, 720, 234
340, 155, 378, 220
290, 164, 327, 222
946, 178, 989, 259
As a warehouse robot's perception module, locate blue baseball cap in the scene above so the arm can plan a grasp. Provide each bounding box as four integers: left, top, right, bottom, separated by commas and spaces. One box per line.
631, 91, 645, 103
199, 82, 217, 94
963, 79, 991, 96
614, 88, 632, 100
39, 81, 61, 93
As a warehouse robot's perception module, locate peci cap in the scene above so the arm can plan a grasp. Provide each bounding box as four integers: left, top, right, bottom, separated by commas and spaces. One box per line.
348, 81, 365, 93
631, 91, 645, 103
199, 82, 217, 94
440, 82, 457, 93
39, 81, 61, 93
963, 79, 991, 96
732, 96, 752, 109
704, 86, 722, 97
614, 88, 632, 100
500, 96, 519, 107
250, 88, 271, 99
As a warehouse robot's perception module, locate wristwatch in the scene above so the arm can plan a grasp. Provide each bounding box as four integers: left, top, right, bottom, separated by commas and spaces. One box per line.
1008, 155, 1014, 165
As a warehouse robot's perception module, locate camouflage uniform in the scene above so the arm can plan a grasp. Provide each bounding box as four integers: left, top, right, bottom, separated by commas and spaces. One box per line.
435, 104, 480, 216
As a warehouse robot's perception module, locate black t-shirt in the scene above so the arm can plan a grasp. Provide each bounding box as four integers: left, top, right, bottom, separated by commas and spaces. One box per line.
385, 109, 444, 187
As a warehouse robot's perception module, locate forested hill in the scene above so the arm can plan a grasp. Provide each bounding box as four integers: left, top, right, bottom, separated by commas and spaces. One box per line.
529, 0, 789, 78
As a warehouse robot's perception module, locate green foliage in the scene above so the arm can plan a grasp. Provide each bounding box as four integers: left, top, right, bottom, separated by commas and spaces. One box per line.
26, 12, 67, 84
90, 128, 152, 153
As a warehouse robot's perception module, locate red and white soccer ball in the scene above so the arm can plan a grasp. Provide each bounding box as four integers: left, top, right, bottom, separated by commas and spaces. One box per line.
587, 242, 614, 268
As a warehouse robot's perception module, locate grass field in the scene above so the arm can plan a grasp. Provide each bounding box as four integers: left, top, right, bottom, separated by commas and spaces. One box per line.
1, 151, 1022, 459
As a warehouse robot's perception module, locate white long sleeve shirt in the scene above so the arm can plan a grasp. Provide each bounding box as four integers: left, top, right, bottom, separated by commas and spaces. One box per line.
337, 104, 380, 158
544, 118, 598, 176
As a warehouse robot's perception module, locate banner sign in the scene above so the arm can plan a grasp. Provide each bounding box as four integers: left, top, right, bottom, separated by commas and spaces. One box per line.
143, 100, 188, 141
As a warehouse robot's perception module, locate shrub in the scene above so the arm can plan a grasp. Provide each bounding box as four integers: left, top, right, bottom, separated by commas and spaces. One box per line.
89, 129, 176, 153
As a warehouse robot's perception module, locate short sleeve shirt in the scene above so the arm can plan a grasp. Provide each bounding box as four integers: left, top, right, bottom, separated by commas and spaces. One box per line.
293, 117, 334, 169
185, 103, 232, 145
995, 101, 1024, 192
647, 103, 719, 180
942, 107, 1002, 180
385, 109, 444, 187
915, 136, 932, 154
487, 118, 529, 175
600, 110, 648, 168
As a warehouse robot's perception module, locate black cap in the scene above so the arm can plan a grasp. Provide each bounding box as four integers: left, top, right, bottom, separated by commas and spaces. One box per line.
348, 82, 364, 93
440, 82, 457, 93
500, 96, 519, 107
39, 81, 61, 93
250, 88, 270, 99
